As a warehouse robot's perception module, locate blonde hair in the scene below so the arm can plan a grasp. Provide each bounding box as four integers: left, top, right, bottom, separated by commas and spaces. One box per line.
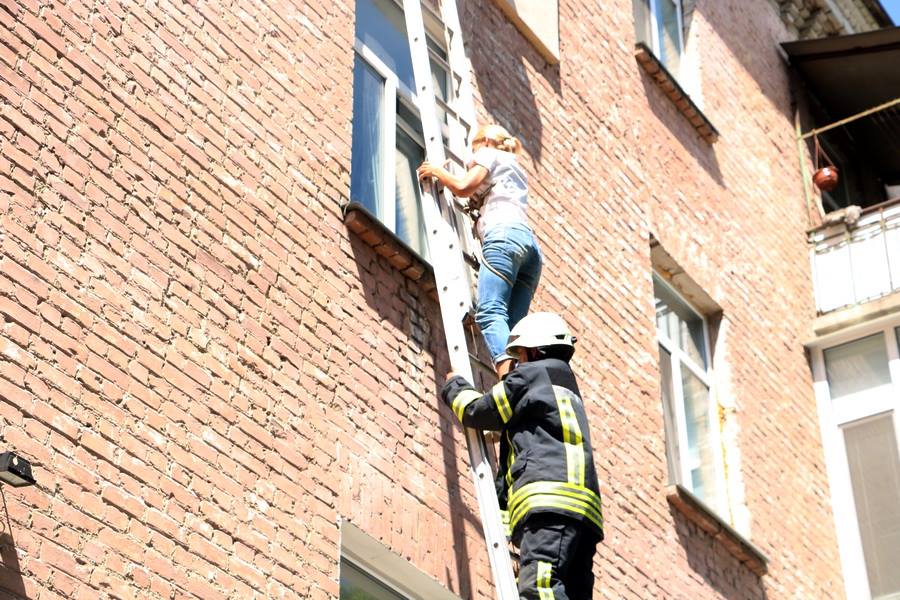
472, 124, 522, 155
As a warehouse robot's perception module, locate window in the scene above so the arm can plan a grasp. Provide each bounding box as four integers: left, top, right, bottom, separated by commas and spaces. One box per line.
351, 0, 452, 260
340, 521, 462, 600
842, 415, 900, 599
341, 558, 410, 600
812, 324, 900, 599
634, 0, 685, 78
824, 333, 892, 402
654, 273, 721, 509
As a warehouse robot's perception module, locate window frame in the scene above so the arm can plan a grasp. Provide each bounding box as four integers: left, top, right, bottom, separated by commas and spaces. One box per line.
810, 321, 900, 599
353, 41, 398, 232
351, 0, 457, 259
340, 520, 463, 600
654, 272, 725, 515
647, 0, 685, 75
341, 555, 412, 600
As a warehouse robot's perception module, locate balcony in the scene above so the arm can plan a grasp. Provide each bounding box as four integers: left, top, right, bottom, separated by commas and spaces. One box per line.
809, 197, 900, 315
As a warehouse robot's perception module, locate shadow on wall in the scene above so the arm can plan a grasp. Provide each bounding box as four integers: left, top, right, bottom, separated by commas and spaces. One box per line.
694, 0, 793, 125
635, 5, 725, 188
0, 491, 27, 599
635, 0, 797, 189
668, 505, 769, 600
346, 233, 489, 598
638, 64, 725, 187
458, 0, 562, 164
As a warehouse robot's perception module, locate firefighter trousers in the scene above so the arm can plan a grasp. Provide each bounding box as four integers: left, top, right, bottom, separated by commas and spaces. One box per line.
516, 514, 598, 600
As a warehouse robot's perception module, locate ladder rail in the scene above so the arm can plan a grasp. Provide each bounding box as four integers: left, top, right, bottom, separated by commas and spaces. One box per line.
401, 1, 519, 598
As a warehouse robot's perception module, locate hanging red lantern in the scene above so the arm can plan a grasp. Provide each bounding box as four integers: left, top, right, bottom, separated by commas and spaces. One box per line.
812, 135, 840, 192
813, 166, 840, 192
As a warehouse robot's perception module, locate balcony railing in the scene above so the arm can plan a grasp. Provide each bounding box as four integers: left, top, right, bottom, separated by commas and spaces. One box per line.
809, 197, 900, 314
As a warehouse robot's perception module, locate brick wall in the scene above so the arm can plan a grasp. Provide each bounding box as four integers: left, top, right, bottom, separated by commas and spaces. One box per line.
0, 0, 845, 599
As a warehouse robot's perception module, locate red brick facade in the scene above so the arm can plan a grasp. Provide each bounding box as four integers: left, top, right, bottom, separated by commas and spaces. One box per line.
0, 0, 850, 598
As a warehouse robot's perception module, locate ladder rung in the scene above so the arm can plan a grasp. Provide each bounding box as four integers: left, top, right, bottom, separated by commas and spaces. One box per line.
427, 47, 453, 73
468, 352, 494, 374
421, 0, 443, 24
435, 96, 472, 131
443, 143, 465, 168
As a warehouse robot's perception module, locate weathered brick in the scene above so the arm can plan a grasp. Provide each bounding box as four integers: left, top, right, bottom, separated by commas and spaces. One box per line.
0, 0, 863, 597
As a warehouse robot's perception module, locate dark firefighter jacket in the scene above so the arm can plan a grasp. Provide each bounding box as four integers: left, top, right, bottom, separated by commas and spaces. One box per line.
441, 358, 604, 544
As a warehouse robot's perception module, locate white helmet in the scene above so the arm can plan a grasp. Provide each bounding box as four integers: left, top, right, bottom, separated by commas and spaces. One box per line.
505, 312, 576, 354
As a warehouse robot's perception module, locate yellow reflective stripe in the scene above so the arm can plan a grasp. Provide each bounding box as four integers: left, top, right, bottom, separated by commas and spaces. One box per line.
492, 382, 513, 423
510, 489, 603, 525
509, 480, 601, 509
500, 509, 511, 537
555, 387, 585, 486
508, 481, 603, 532
537, 561, 554, 600
452, 390, 482, 422
505, 431, 515, 489
509, 494, 604, 532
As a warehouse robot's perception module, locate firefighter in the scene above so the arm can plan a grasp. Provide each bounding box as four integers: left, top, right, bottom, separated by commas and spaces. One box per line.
440, 312, 604, 600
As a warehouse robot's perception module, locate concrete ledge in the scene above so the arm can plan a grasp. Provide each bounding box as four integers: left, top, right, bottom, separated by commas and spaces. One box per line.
666, 484, 769, 577
809, 290, 900, 341
635, 43, 719, 144
491, 0, 560, 64
343, 202, 437, 299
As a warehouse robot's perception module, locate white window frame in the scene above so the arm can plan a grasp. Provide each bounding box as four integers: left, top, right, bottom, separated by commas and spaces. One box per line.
810, 321, 900, 600
340, 520, 462, 600
647, 0, 685, 72
352, 2, 454, 248
654, 273, 727, 516
353, 41, 400, 231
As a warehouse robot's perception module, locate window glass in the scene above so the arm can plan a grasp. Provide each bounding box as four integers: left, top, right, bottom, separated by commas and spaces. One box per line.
842, 414, 900, 599
656, 0, 682, 75
654, 275, 707, 369
427, 37, 449, 101
350, 56, 386, 215
682, 368, 715, 505
355, 0, 415, 90
659, 345, 679, 484
395, 128, 429, 258
824, 333, 891, 400
340, 559, 409, 599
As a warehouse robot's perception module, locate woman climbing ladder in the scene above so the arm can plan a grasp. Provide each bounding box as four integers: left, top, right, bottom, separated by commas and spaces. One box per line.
417, 124, 542, 379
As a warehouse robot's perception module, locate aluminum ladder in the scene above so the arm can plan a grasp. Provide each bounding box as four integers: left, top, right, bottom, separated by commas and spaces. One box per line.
401, 1, 519, 598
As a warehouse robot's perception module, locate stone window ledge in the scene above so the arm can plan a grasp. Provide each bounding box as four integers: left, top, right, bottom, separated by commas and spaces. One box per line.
343, 201, 437, 298
634, 42, 719, 144
666, 484, 768, 576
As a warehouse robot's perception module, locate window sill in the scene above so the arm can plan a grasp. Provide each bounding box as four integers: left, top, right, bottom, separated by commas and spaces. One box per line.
634, 42, 719, 144
343, 201, 437, 299
666, 484, 768, 576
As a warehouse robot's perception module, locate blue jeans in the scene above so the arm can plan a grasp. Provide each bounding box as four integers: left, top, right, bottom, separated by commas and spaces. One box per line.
476, 223, 543, 364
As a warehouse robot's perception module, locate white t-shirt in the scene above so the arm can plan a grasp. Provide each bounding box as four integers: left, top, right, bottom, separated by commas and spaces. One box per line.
471, 147, 529, 240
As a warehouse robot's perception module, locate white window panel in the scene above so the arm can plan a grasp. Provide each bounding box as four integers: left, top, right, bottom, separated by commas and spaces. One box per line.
654, 273, 721, 513
811, 324, 900, 600
850, 232, 893, 303
886, 227, 900, 295
825, 333, 894, 424
842, 414, 900, 600
814, 242, 854, 312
